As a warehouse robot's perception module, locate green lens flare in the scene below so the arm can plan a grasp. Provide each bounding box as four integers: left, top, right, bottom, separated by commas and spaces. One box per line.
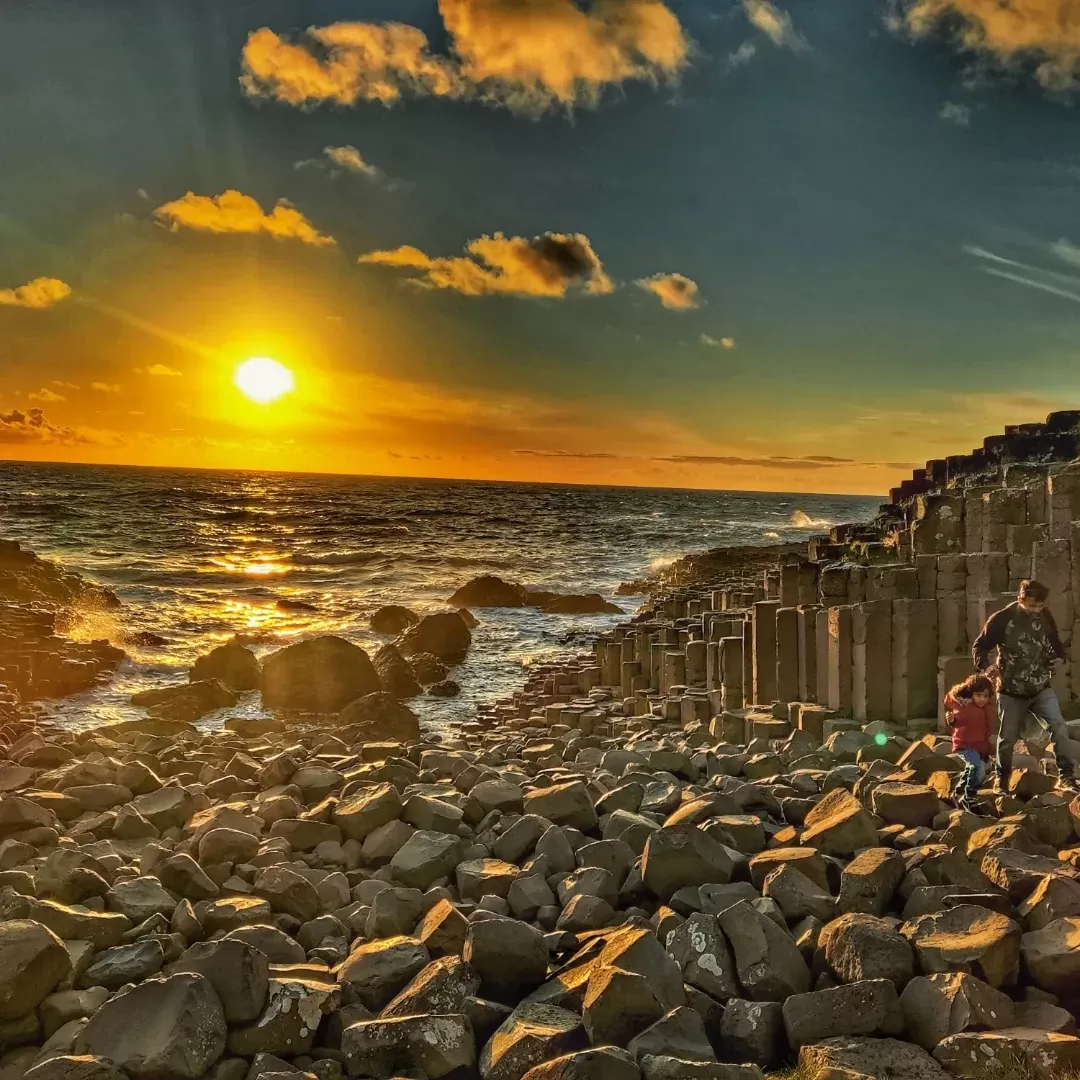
874, 732, 888, 746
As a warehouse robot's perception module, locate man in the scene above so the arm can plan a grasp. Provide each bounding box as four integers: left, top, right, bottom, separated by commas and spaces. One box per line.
973, 578, 1075, 792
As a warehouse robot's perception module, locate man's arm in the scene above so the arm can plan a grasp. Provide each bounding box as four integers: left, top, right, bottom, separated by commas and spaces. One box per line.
1044, 609, 1068, 662
972, 607, 1010, 671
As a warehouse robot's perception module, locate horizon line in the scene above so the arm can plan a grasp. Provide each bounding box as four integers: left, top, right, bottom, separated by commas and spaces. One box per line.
0, 455, 888, 503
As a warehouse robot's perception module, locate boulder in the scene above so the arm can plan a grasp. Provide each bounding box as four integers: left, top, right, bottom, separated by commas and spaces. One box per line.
800, 790, 880, 856
370, 605, 420, 635
782, 979, 903, 1049
642, 826, 740, 900
519, 1047, 641, 1080
719, 1000, 786, 1069
261, 635, 380, 712
626, 1007, 714, 1065
333, 782, 403, 841
397, 612, 472, 661
480, 1003, 588, 1080
106, 877, 177, 923
869, 783, 940, 828
338, 692, 421, 742
598, 923, 686, 1012
82, 940, 164, 990
1020, 916, 1080, 994
411, 653, 450, 685
342, 1013, 475, 1079
761, 865, 835, 922
524, 782, 598, 833
798, 1037, 950, 1080
23, 1058, 127, 1080
901, 905, 1021, 989
189, 643, 260, 691
381, 955, 480, 1018
391, 831, 465, 891
372, 644, 422, 699
448, 576, 528, 608
0, 920, 71, 1019
336, 936, 430, 1011
838, 848, 905, 916
898, 972, 1015, 1051
716, 901, 811, 1001
1017, 874, 1080, 932
226, 975, 338, 1057
74, 973, 227, 1080
933, 1029, 1080, 1079
820, 913, 915, 988
464, 915, 548, 1004
583, 967, 665, 1047
665, 913, 738, 1000
170, 939, 269, 1024
131, 679, 236, 720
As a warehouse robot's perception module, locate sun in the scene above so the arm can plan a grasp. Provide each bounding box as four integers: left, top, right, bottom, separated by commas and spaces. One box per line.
234, 357, 295, 404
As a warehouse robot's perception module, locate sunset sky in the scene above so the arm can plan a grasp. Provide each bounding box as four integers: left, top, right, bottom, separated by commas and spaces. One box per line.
3, 0, 1080, 495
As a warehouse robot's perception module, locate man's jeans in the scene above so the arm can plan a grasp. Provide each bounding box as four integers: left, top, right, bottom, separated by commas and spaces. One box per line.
955, 748, 986, 799
997, 687, 1074, 780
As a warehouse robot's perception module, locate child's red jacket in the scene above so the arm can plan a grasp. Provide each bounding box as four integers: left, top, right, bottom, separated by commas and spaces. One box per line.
945, 693, 994, 756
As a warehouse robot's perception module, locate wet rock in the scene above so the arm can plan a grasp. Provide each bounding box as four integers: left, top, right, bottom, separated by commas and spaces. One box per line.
411, 653, 450, 685
539, 595, 621, 615
372, 644, 421, 700
898, 972, 1015, 1051
716, 901, 810, 1001
171, 939, 269, 1024
190, 643, 261, 692
341, 1012, 475, 1079
448, 576, 528, 608
74, 972, 227, 1080
397, 612, 472, 662
261, 636, 380, 713
337, 691, 421, 742
370, 605, 420, 636
0, 919, 71, 1019
480, 1003, 588, 1080
900, 905, 1021, 989
132, 679, 236, 720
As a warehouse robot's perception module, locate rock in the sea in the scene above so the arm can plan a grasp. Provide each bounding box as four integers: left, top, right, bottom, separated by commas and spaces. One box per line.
447, 576, 528, 608
372, 643, 422, 699
338, 692, 421, 742
261, 635, 380, 712
189, 642, 261, 691
397, 612, 472, 661
73, 972, 227, 1080
410, 652, 449, 685
130, 679, 236, 721
428, 679, 461, 697
538, 594, 622, 615
370, 604, 420, 635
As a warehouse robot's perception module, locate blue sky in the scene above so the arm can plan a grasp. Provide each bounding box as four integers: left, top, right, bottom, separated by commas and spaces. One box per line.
1, 0, 1078, 493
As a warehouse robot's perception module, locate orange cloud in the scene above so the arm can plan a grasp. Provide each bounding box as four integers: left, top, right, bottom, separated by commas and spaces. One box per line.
637, 272, 701, 310
899, 0, 1080, 88
324, 146, 381, 177
360, 232, 614, 298
136, 364, 182, 377
241, 0, 690, 113
29, 387, 65, 403
92, 382, 121, 393
0, 408, 86, 445
0, 277, 71, 310
154, 190, 335, 246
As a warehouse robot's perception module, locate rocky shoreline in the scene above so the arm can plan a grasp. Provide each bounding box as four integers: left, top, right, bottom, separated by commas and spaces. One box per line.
8, 412, 1080, 1080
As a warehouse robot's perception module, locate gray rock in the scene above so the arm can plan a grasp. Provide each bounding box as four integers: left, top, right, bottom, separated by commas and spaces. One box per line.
480, 1003, 588, 1080
381, 955, 481, 1018
82, 940, 164, 990
341, 1012, 475, 1079
464, 915, 548, 1004
666, 913, 738, 1001
0, 919, 71, 1020
719, 1000, 785, 1069
782, 979, 903, 1048
226, 976, 339, 1057
390, 831, 465, 891
717, 901, 810, 1002
336, 936, 431, 1011
627, 1008, 715, 1065
642, 827, 741, 901
171, 939, 270, 1024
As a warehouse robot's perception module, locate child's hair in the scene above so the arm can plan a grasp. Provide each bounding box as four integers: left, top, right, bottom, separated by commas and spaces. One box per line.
950, 673, 995, 700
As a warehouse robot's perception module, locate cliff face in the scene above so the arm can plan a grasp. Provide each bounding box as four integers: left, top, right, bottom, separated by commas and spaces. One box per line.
0, 541, 123, 722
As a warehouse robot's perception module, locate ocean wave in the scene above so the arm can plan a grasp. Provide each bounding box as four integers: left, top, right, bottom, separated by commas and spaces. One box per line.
790, 510, 831, 529
290, 551, 389, 566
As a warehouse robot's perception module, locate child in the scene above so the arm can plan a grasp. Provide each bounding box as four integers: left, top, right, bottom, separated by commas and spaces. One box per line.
945, 674, 995, 811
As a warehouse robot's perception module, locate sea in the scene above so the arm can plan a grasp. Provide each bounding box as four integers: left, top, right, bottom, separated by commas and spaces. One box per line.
0, 461, 881, 732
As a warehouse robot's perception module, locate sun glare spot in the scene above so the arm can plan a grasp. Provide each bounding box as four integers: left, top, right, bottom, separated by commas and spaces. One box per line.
235, 357, 294, 404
